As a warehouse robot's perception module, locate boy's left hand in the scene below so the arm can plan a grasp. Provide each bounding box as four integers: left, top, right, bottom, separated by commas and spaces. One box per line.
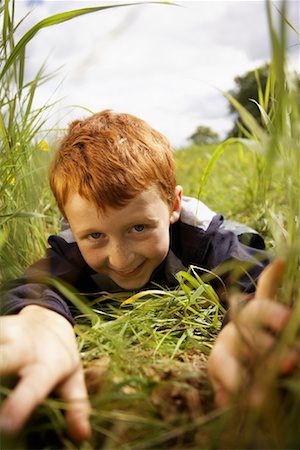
207, 260, 299, 407
0, 305, 91, 442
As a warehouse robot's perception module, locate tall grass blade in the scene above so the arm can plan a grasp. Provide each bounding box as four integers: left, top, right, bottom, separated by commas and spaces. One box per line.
223, 91, 268, 142
0, 3, 172, 79
196, 138, 234, 199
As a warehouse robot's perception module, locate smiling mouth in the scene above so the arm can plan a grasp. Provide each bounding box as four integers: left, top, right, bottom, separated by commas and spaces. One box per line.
111, 261, 145, 278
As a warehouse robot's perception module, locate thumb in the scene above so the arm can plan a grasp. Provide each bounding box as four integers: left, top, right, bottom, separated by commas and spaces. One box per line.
255, 259, 285, 300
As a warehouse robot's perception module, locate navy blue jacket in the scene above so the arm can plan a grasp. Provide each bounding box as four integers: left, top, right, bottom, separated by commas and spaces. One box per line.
1, 197, 268, 325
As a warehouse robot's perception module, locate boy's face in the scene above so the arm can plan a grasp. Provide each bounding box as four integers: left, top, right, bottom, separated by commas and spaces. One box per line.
64, 186, 182, 290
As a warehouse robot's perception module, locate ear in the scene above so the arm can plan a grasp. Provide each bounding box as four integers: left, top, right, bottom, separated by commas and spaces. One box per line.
169, 185, 183, 224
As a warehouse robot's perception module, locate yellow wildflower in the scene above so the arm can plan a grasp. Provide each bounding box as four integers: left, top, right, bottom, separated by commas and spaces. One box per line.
6, 175, 15, 185
38, 140, 49, 151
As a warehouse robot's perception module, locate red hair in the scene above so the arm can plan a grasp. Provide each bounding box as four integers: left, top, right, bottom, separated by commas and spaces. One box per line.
49, 110, 176, 216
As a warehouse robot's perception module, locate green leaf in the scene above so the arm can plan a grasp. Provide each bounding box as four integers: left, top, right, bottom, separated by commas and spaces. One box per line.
196, 138, 235, 199
0, 3, 150, 79
224, 91, 268, 142
273, 3, 300, 37
48, 277, 99, 320
175, 270, 200, 290
121, 289, 167, 306
0, 211, 47, 219
249, 98, 272, 131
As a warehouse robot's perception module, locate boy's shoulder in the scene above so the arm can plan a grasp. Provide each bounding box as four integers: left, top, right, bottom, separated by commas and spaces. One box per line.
179, 196, 265, 250
180, 196, 217, 231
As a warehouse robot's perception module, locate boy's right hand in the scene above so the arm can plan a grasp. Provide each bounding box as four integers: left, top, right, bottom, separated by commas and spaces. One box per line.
0, 305, 91, 442
208, 260, 299, 407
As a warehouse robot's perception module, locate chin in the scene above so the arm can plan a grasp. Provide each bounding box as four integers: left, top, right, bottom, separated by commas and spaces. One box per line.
114, 275, 151, 291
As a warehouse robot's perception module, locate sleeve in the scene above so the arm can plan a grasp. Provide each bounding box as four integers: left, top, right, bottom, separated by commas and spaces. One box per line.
0, 234, 92, 325
1, 283, 76, 325
204, 218, 270, 295
228, 242, 270, 294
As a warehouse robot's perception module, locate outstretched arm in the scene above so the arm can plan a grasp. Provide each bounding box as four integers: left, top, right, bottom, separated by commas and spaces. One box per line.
208, 259, 299, 407
0, 305, 91, 442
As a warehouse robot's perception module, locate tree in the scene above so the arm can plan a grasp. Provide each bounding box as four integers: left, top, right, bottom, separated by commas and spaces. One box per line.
188, 125, 219, 146
227, 64, 270, 137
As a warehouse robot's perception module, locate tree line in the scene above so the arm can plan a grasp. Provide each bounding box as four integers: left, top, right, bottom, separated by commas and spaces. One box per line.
189, 63, 300, 145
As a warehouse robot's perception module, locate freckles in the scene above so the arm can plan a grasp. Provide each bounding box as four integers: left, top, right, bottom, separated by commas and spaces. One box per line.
147, 234, 169, 257
79, 247, 101, 269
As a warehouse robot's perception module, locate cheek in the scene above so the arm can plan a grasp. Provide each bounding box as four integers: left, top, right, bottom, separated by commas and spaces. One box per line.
77, 245, 103, 269
144, 229, 170, 259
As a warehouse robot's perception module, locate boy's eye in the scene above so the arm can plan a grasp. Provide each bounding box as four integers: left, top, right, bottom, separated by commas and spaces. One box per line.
132, 224, 145, 233
88, 232, 103, 240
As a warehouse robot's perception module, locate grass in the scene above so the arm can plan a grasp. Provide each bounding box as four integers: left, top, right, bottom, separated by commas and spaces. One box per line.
1, 0, 300, 448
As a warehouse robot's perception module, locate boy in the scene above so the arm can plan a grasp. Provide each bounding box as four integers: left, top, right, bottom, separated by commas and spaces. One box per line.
0, 110, 295, 442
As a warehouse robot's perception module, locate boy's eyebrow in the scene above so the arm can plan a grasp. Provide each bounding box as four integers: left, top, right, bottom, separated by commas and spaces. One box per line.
76, 218, 160, 237
127, 217, 160, 226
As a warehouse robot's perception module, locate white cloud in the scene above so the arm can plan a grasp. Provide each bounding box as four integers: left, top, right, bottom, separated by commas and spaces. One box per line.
14, 0, 300, 147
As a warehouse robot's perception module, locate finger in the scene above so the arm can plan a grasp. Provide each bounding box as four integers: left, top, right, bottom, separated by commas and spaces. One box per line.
214, 384, 232, 408
208, 326, 247, 397
0, 344, 25, 375
0, 364, 54, 434
208, 350, 248, 406
58, 365, 91, 442
244, 347, 300, 410
0, 318, 33, 375
236, 328, 276, 361
0, 316, 21, 344
255, 259, 285, 300
239, 298, 291, 334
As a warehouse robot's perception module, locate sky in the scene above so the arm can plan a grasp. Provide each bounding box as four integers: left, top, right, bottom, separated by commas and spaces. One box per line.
14, 0, 300, 148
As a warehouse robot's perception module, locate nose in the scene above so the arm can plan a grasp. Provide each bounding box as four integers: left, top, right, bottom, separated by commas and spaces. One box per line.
107, 240, 135, 271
